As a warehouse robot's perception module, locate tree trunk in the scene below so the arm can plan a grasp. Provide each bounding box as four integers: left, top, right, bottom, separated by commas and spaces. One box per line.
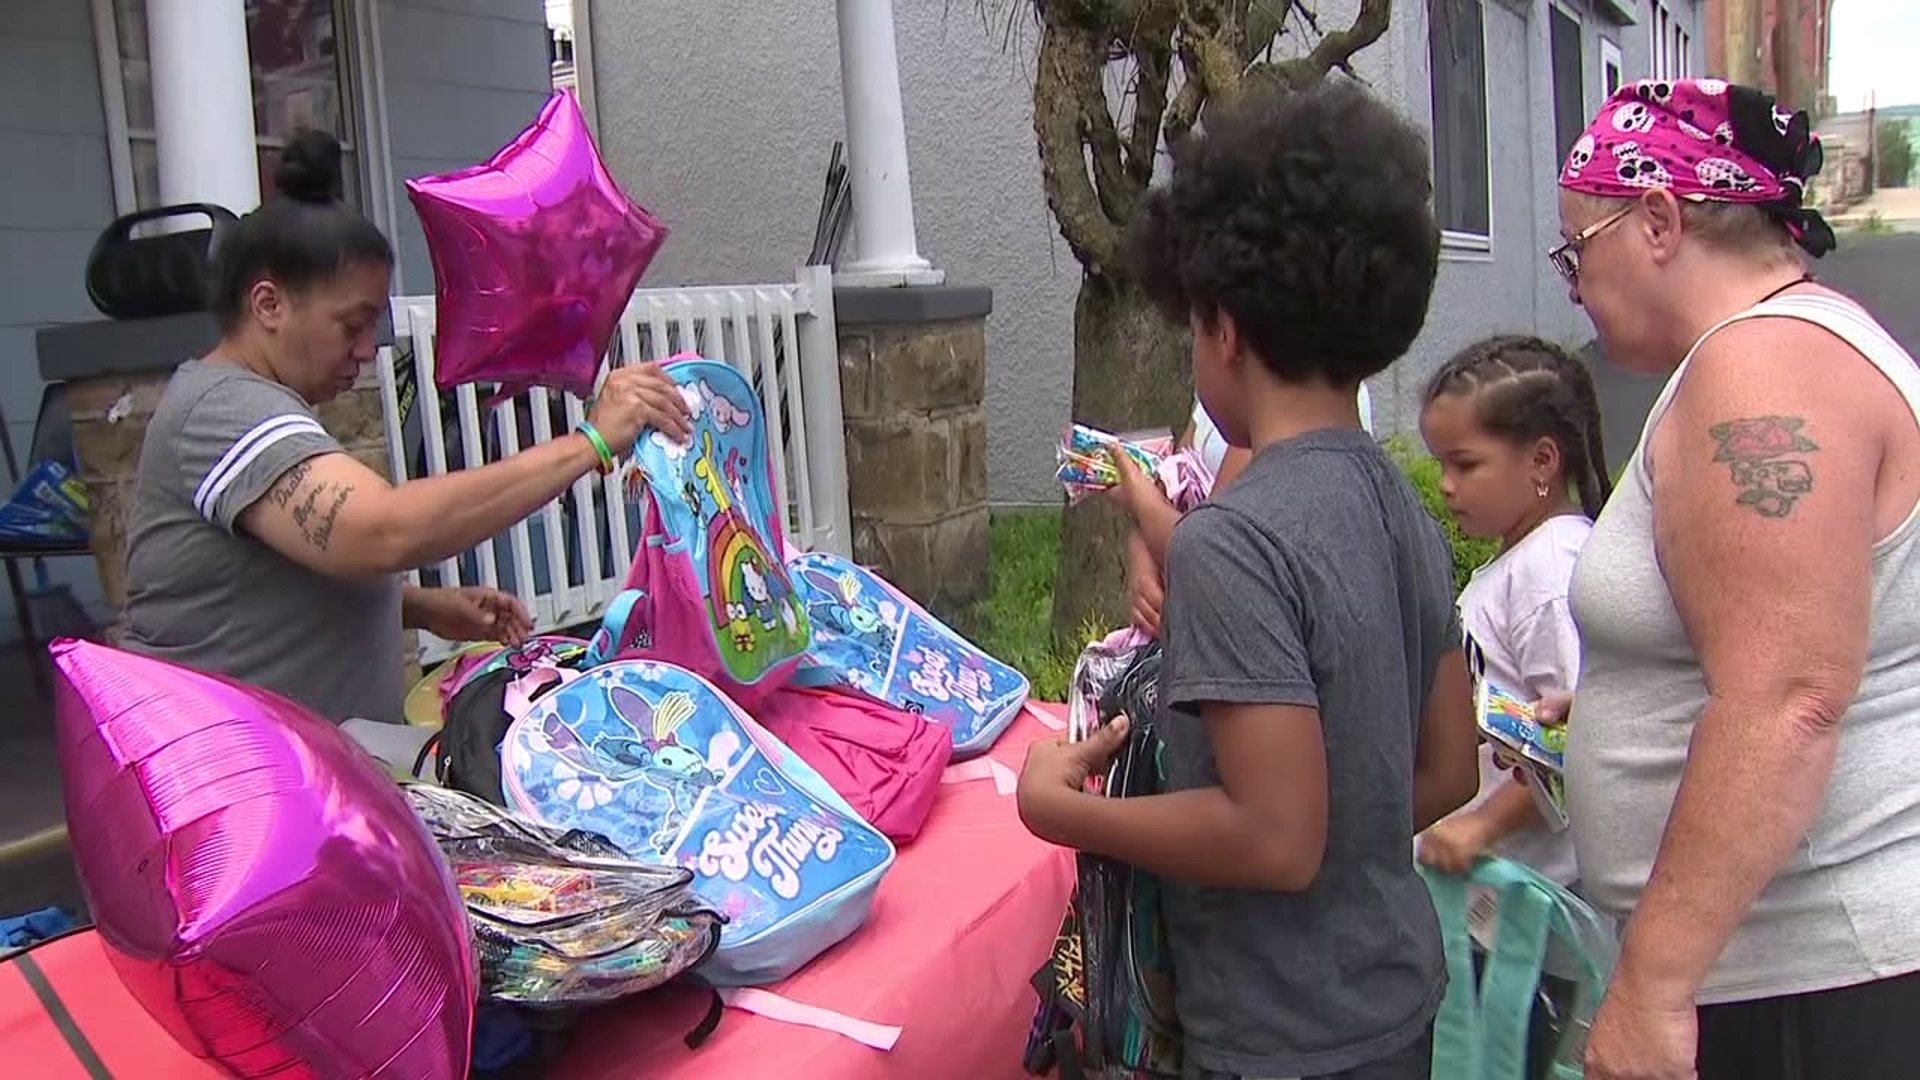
1050, 272, 1194, 644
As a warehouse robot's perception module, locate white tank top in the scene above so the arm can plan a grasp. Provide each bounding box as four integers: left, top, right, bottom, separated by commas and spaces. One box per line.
1190, 384, 1373, 478
1568, 294, 1920, 1004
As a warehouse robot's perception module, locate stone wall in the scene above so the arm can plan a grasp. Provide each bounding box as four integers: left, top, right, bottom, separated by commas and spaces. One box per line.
69, 370, 418, 678
837, 318, 990, 617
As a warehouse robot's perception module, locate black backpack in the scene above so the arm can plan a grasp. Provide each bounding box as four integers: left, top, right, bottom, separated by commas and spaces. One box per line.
1023, 642, 1183, 1079
417, 658, 582, 806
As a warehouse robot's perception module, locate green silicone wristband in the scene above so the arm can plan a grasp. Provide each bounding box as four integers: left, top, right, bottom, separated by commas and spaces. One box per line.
576, 422, 615, 474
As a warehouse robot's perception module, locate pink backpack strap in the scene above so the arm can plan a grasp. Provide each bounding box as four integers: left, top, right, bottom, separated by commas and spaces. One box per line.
504, 663, 581, 723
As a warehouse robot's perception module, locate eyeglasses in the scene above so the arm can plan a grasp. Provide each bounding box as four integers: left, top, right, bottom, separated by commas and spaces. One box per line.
1546, 203, 1637, 284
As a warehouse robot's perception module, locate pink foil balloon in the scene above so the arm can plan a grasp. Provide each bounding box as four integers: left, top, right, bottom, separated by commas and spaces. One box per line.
50, 639, 475, 1080
405, 89, 668, 398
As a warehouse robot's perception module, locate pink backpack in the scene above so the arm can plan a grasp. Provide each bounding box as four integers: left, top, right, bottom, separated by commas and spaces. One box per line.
593, 356, 812, 709
752, 687, 953, 844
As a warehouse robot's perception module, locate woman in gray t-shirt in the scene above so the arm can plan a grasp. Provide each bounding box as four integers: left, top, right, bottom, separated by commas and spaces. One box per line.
120, 131, 689, 729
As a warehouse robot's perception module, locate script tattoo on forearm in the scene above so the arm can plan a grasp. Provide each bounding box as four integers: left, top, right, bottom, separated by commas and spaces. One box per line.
1708, 415, 1818, 519
268, 463, 355, 551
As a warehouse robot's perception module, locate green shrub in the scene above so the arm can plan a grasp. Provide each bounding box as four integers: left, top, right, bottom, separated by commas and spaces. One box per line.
966, 443, 1496, 701
1383, 437, 1500, 595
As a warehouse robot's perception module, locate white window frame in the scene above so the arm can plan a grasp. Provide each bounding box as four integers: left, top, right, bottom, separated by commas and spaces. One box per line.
567, 0, 602, 138
1428, 0, 1495, 258
87, 0, 396, 246
1600, 37, 1624, 102
1547, 0, 1586, 158
1647, 0, 1688, 81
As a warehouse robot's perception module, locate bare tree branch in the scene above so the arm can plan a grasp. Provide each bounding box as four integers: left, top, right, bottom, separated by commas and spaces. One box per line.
1067, 30, 1134, 223
1179, 0, 1249, 104
1126, 32, 1174, 184
1252, 0, 1389, 90
1033, 20, 1124, 271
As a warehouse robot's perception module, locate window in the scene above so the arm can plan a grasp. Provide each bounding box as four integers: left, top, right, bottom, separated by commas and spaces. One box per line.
1649, 1, 1689, 80
1600, 37, 1624, 99
1428, 0, 1491, 241
1549, 5, 1585, 161
110, 0, 363, 210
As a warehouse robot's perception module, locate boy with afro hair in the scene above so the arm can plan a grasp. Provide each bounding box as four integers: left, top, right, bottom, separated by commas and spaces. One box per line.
1017, 79, 1480, 1079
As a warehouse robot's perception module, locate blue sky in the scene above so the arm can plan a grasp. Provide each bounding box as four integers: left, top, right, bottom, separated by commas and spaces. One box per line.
1829, 0, 1920, 111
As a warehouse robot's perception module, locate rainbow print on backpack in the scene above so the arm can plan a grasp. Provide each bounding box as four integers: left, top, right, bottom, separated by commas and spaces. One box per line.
500, 659, 894, 986
600, 355, 811, 708
788, 551, 1029, 758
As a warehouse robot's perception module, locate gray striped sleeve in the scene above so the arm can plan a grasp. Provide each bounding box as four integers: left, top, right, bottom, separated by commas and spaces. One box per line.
175, 377, 342, 533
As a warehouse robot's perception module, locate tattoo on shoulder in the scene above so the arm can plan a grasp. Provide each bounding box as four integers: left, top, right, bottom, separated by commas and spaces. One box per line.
272, 463, 355, 552
1708, 415, 1819, 519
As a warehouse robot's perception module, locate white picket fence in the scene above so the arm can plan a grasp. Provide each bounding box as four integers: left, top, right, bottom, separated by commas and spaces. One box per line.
376, 266, 851, 663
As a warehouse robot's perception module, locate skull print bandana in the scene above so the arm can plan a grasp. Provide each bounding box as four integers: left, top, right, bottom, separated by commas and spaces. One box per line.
1560, 78, 1836, 258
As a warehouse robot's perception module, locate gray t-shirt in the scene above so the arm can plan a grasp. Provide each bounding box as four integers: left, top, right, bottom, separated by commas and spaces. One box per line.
1159, 429, 1455, 1078
120, 360, 404, 724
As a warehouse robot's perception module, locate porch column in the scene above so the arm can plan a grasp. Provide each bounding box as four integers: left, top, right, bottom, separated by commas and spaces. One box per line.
148, 0, 261, 214
832, 0, 943, 287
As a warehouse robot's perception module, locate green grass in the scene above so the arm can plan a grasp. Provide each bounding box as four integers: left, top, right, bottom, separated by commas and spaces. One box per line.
956, 509, 1079, 703
1854, 210, 1896, 236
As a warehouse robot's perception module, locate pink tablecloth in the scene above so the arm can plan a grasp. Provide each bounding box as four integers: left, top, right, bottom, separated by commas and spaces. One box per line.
558, 705, 1074, 1080
7, 708, 1072, 1080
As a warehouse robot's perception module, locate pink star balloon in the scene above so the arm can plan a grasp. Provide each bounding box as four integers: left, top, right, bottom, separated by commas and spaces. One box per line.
406, 89, 668, 398
51, 639, 475, 1079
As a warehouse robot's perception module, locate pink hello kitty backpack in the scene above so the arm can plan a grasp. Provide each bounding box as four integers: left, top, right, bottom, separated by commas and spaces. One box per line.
591, 356, 811, 710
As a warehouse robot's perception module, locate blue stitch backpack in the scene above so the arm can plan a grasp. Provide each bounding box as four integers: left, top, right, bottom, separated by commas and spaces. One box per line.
590, 356, 812, 710
786, 551, 1029, 758
500, 658, 895, 986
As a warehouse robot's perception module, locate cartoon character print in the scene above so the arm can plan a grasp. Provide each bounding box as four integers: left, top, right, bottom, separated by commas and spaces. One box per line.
1610, 141, 1672, 189
1696, 157, 1762, 194
501, 636, 578, 677
1563, 133, 1596, 179
532, 682, 718, 853
796, 565, 897, 674
1696, 78, 1729, 96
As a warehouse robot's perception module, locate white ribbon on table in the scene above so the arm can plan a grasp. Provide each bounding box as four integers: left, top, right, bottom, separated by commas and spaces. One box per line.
720, 987, 902, 1051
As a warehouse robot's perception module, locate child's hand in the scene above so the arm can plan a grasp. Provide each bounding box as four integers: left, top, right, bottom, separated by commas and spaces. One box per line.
1501, 693, 1572, 780
1106, 447, 1171, 522
1535, 693, 1572, 727
1125, 535, 1165, 637
1016, 715, 1131, 843
1417, 814, 1491, 876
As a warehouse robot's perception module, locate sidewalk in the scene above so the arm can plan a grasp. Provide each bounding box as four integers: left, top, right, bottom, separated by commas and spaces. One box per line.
1831, 186, 1920, 232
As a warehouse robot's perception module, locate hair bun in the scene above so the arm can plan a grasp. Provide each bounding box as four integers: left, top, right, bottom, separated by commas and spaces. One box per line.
274, 130, 345, 204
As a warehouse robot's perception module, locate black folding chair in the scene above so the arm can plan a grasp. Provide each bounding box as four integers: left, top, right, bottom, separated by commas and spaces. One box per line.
0, 384, 99, 687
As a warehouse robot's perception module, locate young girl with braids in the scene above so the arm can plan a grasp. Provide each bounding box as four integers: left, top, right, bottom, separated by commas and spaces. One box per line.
1415, 335, 1610, 887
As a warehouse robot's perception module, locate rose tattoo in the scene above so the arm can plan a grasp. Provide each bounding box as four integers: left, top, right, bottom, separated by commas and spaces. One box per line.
1709, 415, 1818, 518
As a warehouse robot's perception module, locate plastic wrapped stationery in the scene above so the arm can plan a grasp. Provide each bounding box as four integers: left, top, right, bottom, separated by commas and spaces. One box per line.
1475, 681, 1569, 831
1055, 425, 1174, 504
405, 785, 724, 1006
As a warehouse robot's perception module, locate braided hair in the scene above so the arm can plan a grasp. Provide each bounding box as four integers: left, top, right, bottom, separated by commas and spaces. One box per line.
1422, 336, 1612, 519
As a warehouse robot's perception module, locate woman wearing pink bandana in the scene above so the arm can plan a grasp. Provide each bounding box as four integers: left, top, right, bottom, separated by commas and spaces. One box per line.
1556, 80, 1920, 1080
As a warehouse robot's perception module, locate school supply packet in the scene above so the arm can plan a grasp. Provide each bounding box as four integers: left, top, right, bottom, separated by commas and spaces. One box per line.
1476, 681, 1569, 831
1055, 425, 1174, 504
